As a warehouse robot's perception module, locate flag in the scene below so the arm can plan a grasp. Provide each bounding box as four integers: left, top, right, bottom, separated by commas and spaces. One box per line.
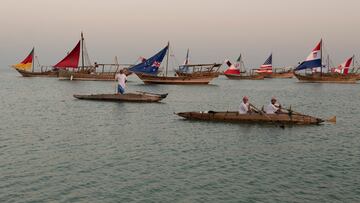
256, 53, 272, 73
129, 44, 169, 75
334, 56, 353, 75
295, 40, 322, 71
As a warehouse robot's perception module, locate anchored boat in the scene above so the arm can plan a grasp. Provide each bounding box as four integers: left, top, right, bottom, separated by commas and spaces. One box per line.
255, 53, 294, 78
74, 91, 168, 102
130, 43, 221, 85
223, 55, 264, 80
12, 48, 59, 77
294, 40, 358, 83
58, 33, 131, 81
176, 111, 334, 125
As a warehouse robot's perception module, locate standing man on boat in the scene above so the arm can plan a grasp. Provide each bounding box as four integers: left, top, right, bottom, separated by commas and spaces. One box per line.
265, 97, 282, 114
239, 96, 252, 114
115, 69, 127, 94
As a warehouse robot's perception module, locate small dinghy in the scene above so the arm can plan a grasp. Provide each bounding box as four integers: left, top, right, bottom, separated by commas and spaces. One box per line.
74, 91, 168, 102
176, 111, 336, 125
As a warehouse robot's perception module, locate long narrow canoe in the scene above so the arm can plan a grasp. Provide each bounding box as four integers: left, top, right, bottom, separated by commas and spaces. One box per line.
176, 111, 326, 125
74, 92, 168, 102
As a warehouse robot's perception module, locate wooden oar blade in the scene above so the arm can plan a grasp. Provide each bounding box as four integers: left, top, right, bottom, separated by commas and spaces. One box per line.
326, 116, 336, 124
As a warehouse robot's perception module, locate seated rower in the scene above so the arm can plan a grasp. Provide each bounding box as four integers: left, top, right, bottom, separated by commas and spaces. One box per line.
265, 97, 282, 114
239, 96, 252, 114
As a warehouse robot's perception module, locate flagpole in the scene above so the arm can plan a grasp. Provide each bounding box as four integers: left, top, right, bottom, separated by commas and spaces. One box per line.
32, 47, 35, 72
165, 41, 170, 77
320, 39, 323, 76
81, 32, 84, 70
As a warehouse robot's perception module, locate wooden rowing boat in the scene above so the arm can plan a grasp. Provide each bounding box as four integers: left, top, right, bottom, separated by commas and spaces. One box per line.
176, 111, 326, 125
73, 92, 168, 102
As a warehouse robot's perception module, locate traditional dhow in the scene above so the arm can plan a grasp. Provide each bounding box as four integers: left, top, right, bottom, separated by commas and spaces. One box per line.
74, 92, 168, 102
57, 33, 131, 81
176, 111, 327, 125
294, 40, 358, 83
12, 48, 59, 77
130, 43, 221, 85
223, 55, 264, 80
255, 53, 294, 78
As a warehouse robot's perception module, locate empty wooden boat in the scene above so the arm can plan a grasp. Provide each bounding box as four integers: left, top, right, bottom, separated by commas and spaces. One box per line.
74, 92, 168, 102
176, 111, 333, 125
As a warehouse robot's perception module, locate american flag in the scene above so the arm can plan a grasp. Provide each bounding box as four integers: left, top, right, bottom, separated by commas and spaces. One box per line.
260, 54, 272, 69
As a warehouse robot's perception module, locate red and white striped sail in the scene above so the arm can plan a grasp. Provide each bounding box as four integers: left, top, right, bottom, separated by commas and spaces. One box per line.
224, 60, 241, 75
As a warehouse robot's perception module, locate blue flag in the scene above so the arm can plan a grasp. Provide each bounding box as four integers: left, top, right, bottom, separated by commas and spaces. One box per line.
129, 45, 168, 75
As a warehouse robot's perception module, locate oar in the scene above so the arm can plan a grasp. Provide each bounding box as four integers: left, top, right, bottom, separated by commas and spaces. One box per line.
249, 103, 285, 128
325, 116, 336, 124
282, 105, 336, 124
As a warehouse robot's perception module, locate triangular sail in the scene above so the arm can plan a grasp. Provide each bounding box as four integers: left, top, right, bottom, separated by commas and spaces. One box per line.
333, 56, 353, 75
295, 40, 322, 71
256, 53, 273, 73
54, 41, 81, 69
224, 60, 241, 75
129, 45, 169, 75
178, 49, 190, 73
13, 48, 34, 71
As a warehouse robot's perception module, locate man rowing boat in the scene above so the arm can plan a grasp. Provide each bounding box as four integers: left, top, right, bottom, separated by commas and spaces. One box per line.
265, 97, 282, 114
239, 96, 253, 114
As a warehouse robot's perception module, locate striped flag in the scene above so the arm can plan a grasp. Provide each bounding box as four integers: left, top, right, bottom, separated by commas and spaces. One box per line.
256, 53, 273, 73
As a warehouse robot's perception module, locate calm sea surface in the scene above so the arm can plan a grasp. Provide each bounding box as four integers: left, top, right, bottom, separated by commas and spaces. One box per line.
0, 68, 359, 203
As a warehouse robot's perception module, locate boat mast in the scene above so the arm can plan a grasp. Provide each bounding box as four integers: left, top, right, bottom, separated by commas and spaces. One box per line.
165, 41, 170, 76
81, 32, 84, 70
320, 39, 323, 75
327, 54, 330, 73
32, 47, 35, 72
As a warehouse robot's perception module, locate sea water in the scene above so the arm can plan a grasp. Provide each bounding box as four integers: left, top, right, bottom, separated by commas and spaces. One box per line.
0, 69, 359, 202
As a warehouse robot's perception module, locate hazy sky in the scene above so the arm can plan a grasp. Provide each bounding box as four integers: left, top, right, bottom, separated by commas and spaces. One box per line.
1, 0, 360, 69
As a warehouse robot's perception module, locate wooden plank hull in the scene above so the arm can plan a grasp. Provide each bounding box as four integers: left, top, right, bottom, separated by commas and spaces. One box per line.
58, 70, 132, 81
294, 72, 358, 83
224, 74, 264, 80
177, 111, 324, 125
15, 68, 58, 77
73, 92, 168, 102
175, 71, 220, 78
136, 73, 217, 85
259, 71, 294, 79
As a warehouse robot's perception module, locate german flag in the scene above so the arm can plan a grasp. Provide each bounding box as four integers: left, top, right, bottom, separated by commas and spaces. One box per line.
13, 48, 34, 71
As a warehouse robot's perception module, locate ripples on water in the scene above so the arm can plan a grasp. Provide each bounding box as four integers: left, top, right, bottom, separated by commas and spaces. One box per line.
0, 70, 359, 202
